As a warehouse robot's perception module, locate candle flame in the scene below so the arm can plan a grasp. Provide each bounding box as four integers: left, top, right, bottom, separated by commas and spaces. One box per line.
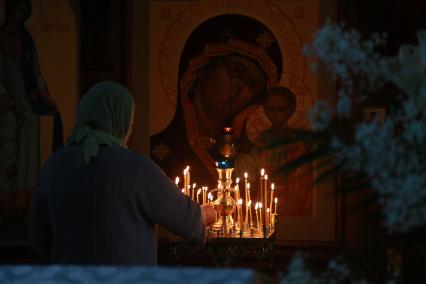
244, 172, 248, 179
267, 208, 270, 213
181, 189, 185, 193
247, 183, 250, 189
183, 168, 187, 175
186, 165, 190, 171
255, 202, 259, 210
236, 177, 240, 184
248, 200, 252, 206
274, 197, 278, 203
259, 202, 263, 209
265, 174, 268, 180
271, 183, 275, 190
238, 199, 243, 205
175, 177, 180, 185
209, 194, 213, 201
207, 192, 212, 199
197, 189, 201, 195
261, 168, 265, 176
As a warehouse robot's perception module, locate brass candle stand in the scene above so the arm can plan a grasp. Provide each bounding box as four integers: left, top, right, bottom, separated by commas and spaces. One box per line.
208, 165, 278, 239
170, 127, 279, 266
211, 168, 236, 232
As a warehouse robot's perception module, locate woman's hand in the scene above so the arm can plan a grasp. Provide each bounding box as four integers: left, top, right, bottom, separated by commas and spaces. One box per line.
201, 204, 217, 226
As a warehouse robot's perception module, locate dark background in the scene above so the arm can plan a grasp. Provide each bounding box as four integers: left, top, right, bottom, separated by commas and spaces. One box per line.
1, 0, 425, 283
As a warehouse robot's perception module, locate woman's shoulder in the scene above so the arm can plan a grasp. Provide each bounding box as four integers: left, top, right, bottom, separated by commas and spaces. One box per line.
108, 146, 157, 169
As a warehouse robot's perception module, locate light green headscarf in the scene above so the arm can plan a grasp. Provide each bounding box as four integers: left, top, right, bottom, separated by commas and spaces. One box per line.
66, 81, 135, 165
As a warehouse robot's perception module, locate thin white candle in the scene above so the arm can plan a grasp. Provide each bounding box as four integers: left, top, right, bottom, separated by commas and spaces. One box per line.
248, 200, 253, 227
255, 202, 259, 229
269, 183, 275, 218
259, 202, 263, 227
266, 208, 270, 228
274, 197, 278, 215
183, 168, 188, 195
264, 174, 268, 224
192, 183, 196, 200
187, 166, 190, 196
196, 188, 201, 203
260, 169, 265, 209
238, 199, 244, 229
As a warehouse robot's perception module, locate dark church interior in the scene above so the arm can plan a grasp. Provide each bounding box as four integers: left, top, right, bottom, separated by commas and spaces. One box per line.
1, 0, 425, 283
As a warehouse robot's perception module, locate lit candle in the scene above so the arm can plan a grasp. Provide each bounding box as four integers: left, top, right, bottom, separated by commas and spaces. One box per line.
187, 166, 191, 196
207, 192, 212, 204
245, 189, 249, 225
264, 174, 268, 225
255, 202, 259, 229
175, 177, 180, 188
235, 179, 240, 202
197, 188, 201, 203
192, 183, 196, 200
274, 197, 278, 215
248, 200, 253, 228
269, 183, 275, 219
203, 187, 208, 205
259, 202, 263, 227
183, 168, 188, 195
244, 172, 248, 200
237, 199, 243, 229
247, 183, 251, 202
260, 169, 265, 208
267, 208, 270, 228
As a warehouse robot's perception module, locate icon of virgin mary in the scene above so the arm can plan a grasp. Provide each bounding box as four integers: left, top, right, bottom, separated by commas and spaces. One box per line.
151, 14, 282, 187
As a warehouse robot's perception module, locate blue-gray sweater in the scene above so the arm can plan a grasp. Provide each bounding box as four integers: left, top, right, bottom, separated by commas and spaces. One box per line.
29, 145, 205, 265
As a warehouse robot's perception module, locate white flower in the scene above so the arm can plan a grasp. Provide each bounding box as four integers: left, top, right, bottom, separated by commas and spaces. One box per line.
306, 24, 426, 233
308, 101, 333, 131
417, 30, 426, 68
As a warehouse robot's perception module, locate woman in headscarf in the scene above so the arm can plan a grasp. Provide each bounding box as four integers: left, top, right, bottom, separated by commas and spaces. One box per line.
29, 81, 216, 265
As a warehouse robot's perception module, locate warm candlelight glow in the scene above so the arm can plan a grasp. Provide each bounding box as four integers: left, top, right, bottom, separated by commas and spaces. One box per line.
248, 200, 253, 227
174, 160, 281, 237
238, 199, 244, 228
196, 188, 201, 203
269, 183, 275, 221
192, 183, 196, 200
263, 174, 268, 225
266, 208, 270, 227
255, 202, 259, 229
